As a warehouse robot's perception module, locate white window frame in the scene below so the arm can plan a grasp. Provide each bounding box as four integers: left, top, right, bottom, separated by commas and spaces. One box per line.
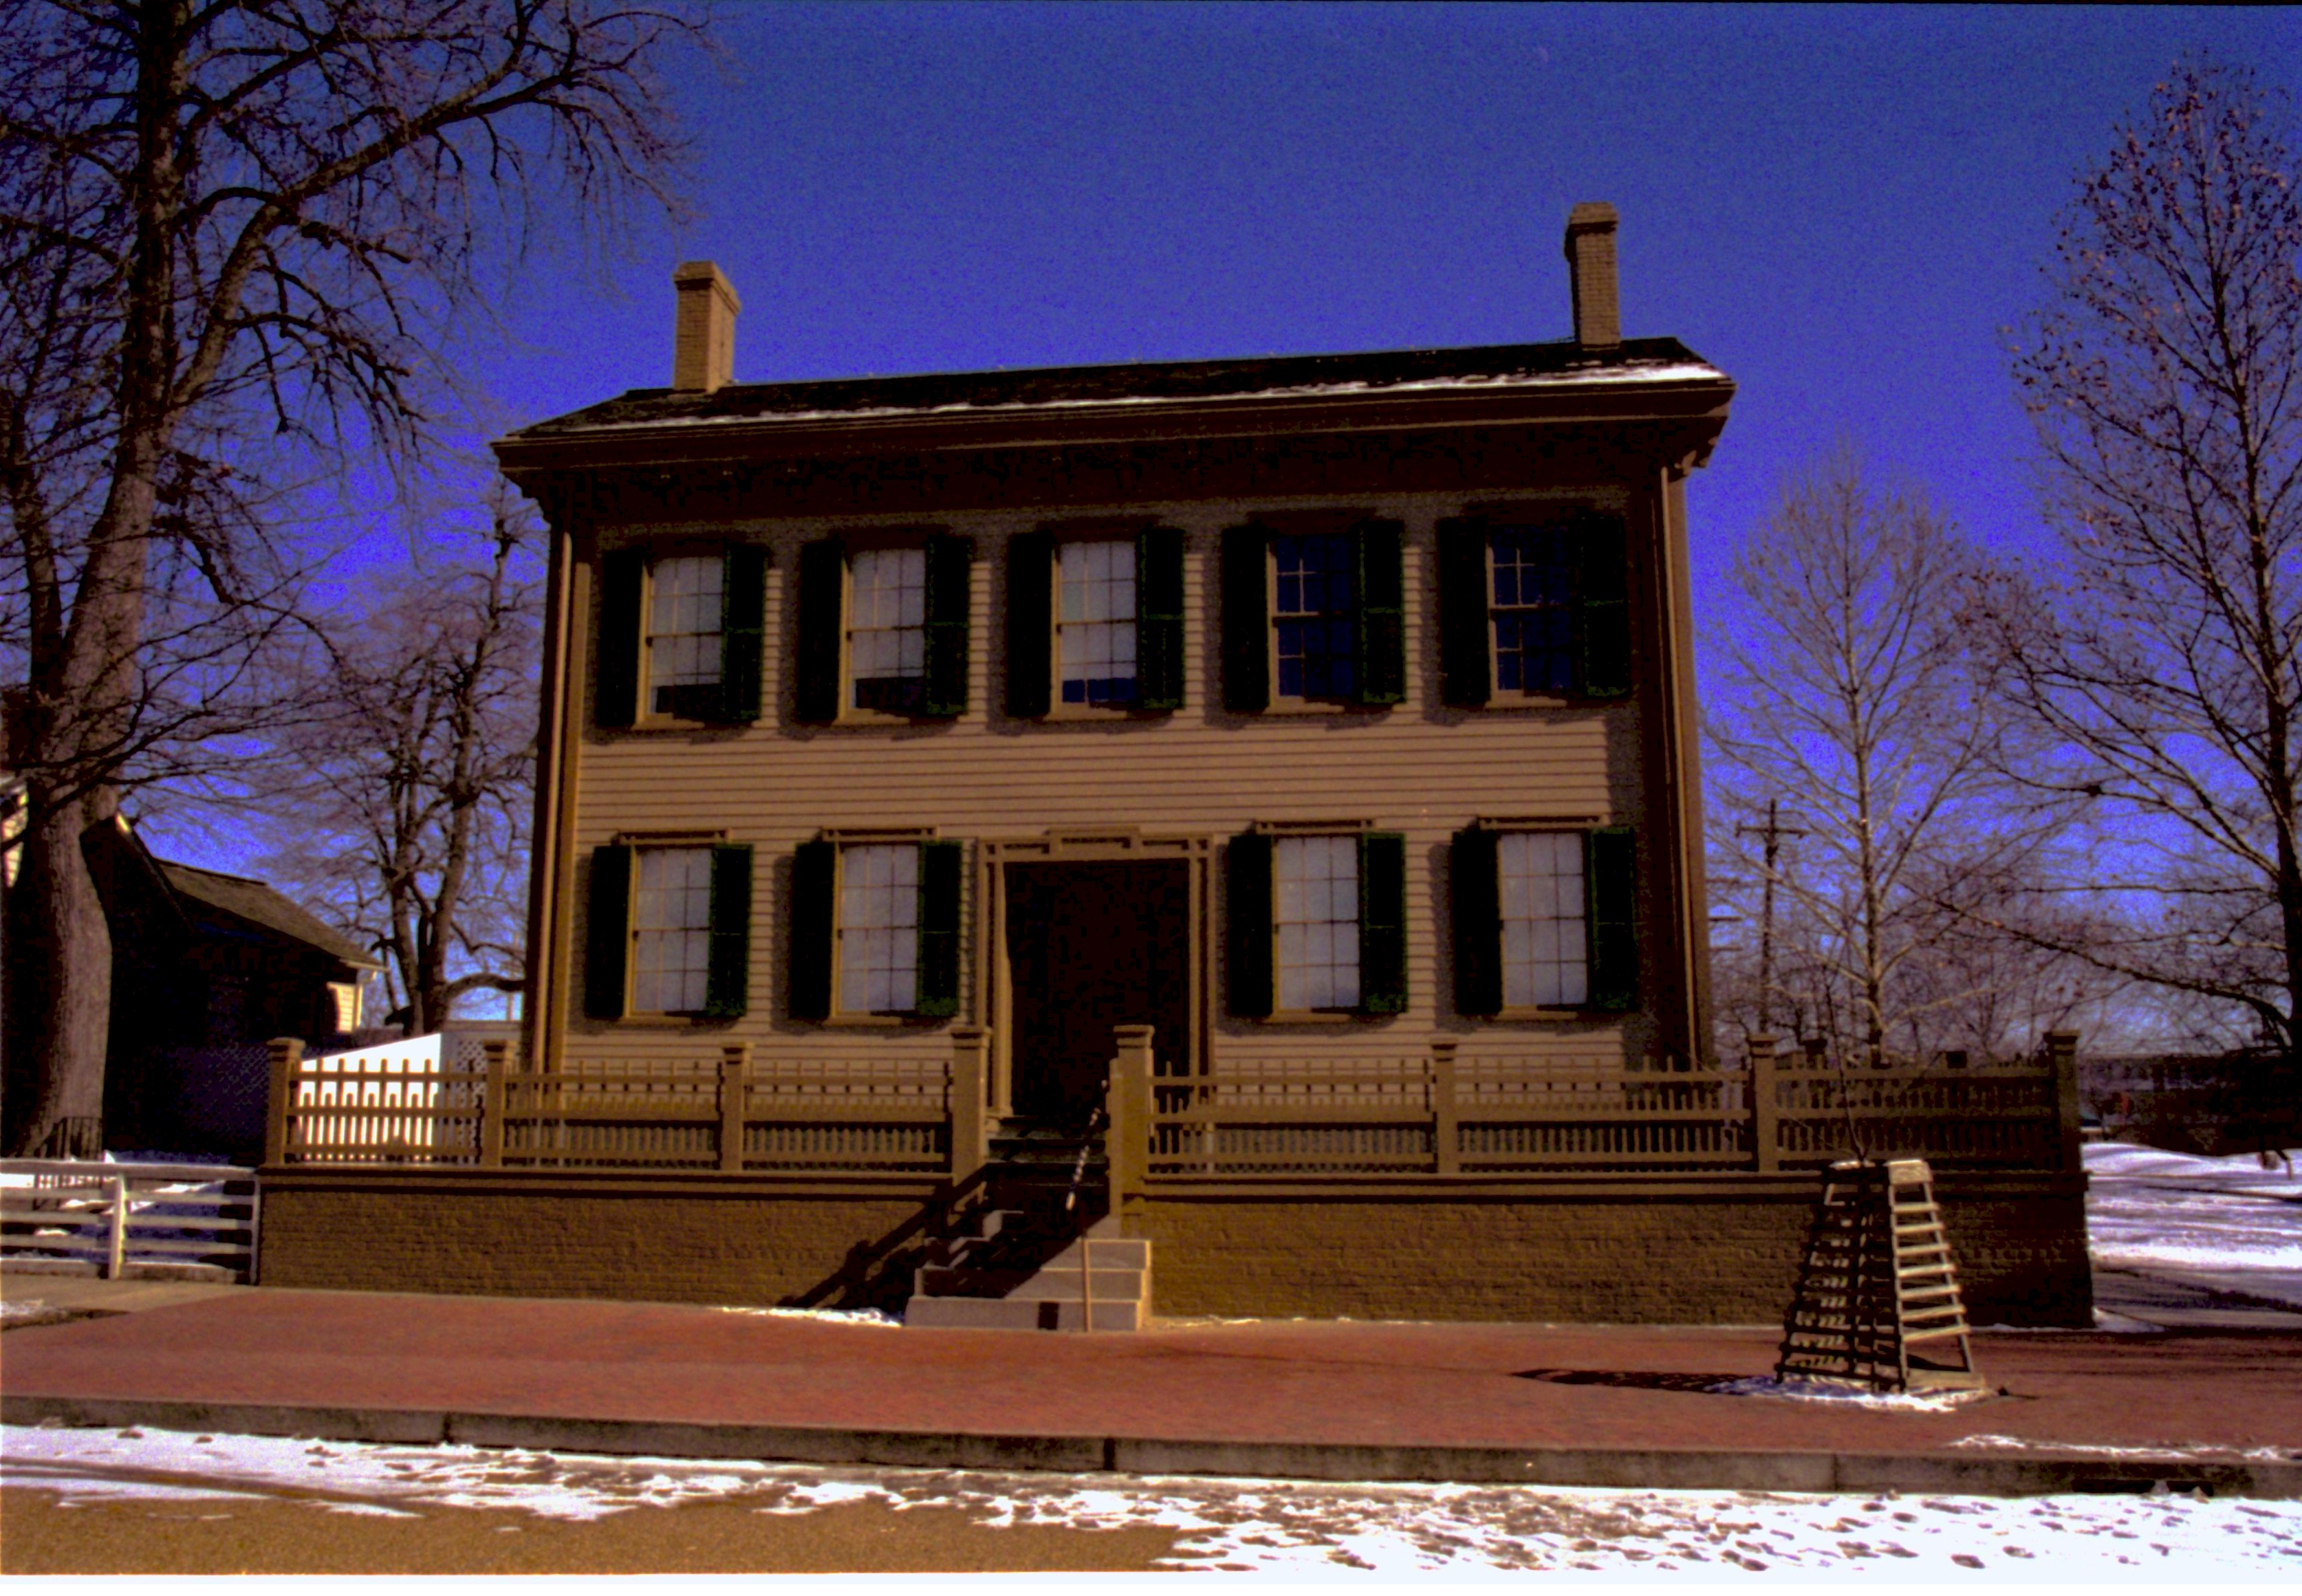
845, 545, 929, 719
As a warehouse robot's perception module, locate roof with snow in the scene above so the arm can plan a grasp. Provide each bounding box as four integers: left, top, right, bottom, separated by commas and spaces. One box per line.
505, 336, 1729, 441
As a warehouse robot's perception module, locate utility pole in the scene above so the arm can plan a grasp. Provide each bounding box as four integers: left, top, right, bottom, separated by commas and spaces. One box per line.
1738, 799, 1807, 1034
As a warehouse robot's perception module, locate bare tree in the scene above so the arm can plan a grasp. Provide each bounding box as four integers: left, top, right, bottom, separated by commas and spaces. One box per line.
1707, 446, 2034, 1063
1975, 57, 2302, 1051
0, 1, 688, 1155
263, 490, 537, 1034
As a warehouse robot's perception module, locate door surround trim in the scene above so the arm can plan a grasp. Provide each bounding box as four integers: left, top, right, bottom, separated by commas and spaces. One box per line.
976, 829, 1214, 1118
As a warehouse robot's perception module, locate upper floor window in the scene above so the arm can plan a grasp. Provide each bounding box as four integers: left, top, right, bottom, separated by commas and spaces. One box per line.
794, 536, 972, 723
1490, 526, 1577, 697
1438, 510, 1631, 707
1273, 534, 1358, 702
1059, 540, 1138, 707
594, 545, 768, 729
1005, 527, 1184, 718
649, 556, 726, 718
849, 547, 928, 715
1219, 520, 1404, 713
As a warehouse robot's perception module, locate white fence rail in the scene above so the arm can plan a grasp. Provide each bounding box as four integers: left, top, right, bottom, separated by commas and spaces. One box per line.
0, 1159, 259, 1283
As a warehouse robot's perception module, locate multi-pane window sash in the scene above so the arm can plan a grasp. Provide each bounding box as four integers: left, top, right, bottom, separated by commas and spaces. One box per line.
1272, 534, 1357, 701
646, 556, 725, 717
1276, 835, 1360, 1011
1500, 831, 1587, 1007
631, 847, 714, 1014
849, 548, 927, 715
1490, 526, 1576, 695
838, 843, 918, 1014
1058, 540, 1137, 706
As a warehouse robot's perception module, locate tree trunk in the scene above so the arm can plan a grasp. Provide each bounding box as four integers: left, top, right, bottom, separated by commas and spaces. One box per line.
3, 793, 113, 1156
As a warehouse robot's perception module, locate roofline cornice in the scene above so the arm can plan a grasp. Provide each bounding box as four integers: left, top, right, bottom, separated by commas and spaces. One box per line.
491, 373, 1735, 479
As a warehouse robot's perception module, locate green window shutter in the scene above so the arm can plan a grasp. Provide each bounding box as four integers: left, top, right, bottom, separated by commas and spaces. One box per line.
794, 539, 845, 723
1587, 827, 1639, 1012
1226, 831, 1274, 1017
1577, 512, 1633, 699
1219, 526, 1270, 713
790, 839, 836, 1020
704, 844, 753, 1018
583, 844, 632, 1019
1436, 518, 1491, 708
922, 534, 973, 719
915, 839, 964, 1018
1450, 827, 1502, 1016
1358, 831, 1408, 1014
1136, 526, 1186, 712
1006, 532, 1053, 719
596, 550, 644, 728
1354, 520, 1407, 707
719, 544, 768, 723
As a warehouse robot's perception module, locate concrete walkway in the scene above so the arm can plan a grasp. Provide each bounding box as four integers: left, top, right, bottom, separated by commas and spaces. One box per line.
3, 1280, 2297, 1498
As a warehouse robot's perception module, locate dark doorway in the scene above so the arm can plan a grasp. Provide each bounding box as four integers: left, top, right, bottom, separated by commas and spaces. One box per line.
1006, 861, 1190, 1127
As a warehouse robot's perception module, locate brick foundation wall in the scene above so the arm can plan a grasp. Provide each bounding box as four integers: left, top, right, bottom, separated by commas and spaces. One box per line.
258, 1174, 933, 1308
1140, 1177, 2093, 1326
257, 1170, 2092, 1326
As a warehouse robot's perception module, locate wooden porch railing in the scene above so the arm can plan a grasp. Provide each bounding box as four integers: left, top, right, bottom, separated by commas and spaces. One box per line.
268, 1027, 2081, 1185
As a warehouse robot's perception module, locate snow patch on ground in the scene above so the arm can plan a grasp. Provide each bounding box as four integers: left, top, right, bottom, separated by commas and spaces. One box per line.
1709, 1377, 1996, 1411
3, 1423, 2298, 1574
2085, 1143, 2302, 1309
708, 1305, 902, 1327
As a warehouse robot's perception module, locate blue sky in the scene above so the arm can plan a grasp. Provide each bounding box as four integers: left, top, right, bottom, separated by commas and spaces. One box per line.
468, 3, 2299, 597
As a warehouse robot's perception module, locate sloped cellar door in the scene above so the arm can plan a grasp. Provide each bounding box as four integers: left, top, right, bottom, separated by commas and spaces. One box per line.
1005, 860, 1190, 1127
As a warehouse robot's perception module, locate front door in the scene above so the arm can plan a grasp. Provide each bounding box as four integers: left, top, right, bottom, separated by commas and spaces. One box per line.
1005, 861, 1190, 1126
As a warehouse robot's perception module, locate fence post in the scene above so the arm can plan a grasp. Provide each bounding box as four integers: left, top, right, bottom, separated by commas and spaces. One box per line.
2046, 1029, 2082, 1174
1749, 1034, 1779, 1173
263, 1037, 303, 1166
1108, 1025, 1155, 1221
719, 1042, 752, 1173
1429, 1039, 1461, 1176
104, 1172, 127, 1279
950, 1027, 989, 1185
480, 1039, 509, 1167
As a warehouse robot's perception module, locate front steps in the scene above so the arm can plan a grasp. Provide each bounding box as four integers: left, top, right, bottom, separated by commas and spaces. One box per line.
906, 1216, 1151, 1331
906, 1128, 1151, 1331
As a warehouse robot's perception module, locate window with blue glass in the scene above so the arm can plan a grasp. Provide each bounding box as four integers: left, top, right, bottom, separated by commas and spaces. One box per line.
1273, 534, 1357, 700
1490, 525, 1577, 695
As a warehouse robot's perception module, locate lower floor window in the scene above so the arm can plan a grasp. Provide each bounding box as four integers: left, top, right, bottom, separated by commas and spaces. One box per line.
632, 846, 715, 1014
1276, 834, 1360, 1010
1500, 831, 1587, 1007
838, 842, 919, 1014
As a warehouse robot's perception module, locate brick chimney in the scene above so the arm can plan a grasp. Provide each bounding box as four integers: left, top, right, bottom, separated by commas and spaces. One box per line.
671, 261, 741, 393
1563, 202, 1620, 351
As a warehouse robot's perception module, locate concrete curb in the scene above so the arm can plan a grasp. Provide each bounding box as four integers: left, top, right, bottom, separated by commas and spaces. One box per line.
5, 1392, 2296, 1500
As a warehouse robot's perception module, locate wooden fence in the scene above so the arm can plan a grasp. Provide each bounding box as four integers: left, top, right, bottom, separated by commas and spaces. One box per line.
265, 1029, 2081, 1185
0, 1160, 259, 1282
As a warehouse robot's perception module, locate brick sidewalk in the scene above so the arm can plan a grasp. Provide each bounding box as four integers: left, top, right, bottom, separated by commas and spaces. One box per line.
3, 1287, 2297, 1495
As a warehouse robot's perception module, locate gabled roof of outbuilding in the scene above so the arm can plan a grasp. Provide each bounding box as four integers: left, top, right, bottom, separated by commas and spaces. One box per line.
157, 860, 382, 971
